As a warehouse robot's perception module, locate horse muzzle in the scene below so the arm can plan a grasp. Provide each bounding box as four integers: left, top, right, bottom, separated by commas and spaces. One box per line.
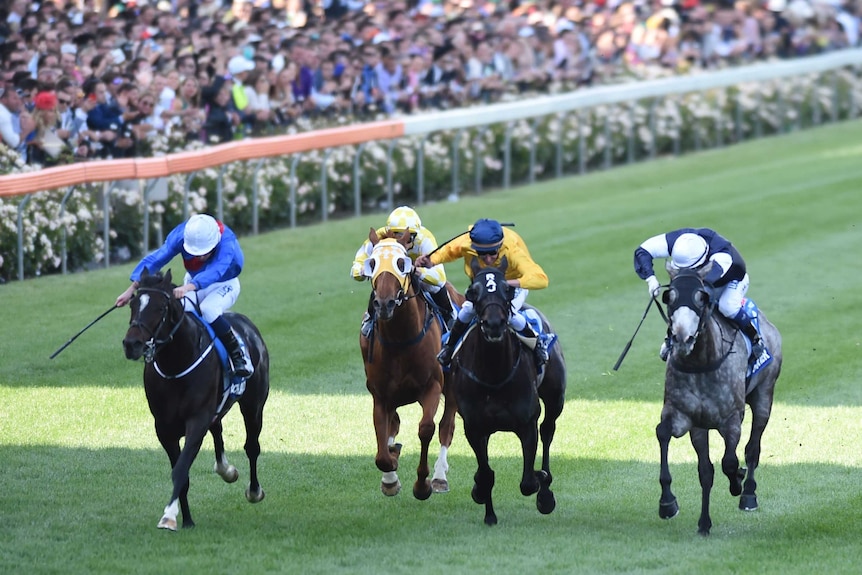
123, 337, 145, 360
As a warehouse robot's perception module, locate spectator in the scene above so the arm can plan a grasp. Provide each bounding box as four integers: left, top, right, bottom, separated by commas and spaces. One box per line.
28, 91, 68, 166
243, 68, 273, 135
270, 62, 303, 125
0, 83, 36, 161
202, 76, 239, 144
167, 75, 205, 142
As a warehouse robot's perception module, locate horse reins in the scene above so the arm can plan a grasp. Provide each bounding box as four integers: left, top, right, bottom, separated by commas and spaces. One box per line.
133, 286, 214, 378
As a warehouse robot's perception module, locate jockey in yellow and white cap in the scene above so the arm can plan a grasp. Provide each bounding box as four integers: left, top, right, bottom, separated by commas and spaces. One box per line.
351, 206, 456, 337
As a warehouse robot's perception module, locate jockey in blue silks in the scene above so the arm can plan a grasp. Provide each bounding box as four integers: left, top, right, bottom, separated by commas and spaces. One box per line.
115, 214, 254, 378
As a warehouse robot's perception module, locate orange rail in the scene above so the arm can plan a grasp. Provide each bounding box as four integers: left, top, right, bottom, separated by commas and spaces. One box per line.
0, 119, 405, 197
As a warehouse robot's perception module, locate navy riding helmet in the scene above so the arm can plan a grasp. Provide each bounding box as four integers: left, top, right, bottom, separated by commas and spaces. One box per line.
470, 219, 504, 253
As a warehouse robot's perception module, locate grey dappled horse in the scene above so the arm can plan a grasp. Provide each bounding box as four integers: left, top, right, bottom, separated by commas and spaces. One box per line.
657, 261, 782, 536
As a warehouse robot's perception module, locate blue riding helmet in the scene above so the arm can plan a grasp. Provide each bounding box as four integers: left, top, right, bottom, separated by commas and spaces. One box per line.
470, 219, 504, 253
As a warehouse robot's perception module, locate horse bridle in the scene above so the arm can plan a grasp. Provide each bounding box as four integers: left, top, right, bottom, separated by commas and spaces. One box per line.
131, 286, 187, 363
666, 274, 737, 373
456, 279, 524, 389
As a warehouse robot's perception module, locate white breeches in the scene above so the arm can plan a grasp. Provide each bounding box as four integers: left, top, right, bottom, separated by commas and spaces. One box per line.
181, 273, 240, 323
717, 273, 749, 319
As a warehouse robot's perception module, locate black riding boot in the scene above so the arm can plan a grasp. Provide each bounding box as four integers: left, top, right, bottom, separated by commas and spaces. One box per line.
430, 287, 456, 329
518, 324, 549, 367
437, 318, 469, 367
732, 310, 765, 362
219, 328, 254, 378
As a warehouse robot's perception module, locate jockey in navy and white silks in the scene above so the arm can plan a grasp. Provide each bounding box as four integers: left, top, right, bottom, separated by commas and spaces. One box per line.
115, 214, 254, 378
416, 218, 554, 369
351, 206, 456, 336
633, 227, 765, 362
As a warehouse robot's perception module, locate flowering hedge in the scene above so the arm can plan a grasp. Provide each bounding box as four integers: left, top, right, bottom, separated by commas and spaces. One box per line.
1, 71, 859, 281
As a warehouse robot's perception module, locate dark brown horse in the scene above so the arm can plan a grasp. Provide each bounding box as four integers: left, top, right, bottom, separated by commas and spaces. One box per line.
451, 259, 566, 525
360, 229, 462, 498
122, 269, 270, 530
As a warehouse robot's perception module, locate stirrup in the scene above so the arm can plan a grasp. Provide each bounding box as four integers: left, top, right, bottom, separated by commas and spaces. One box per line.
437, 345, 453, 367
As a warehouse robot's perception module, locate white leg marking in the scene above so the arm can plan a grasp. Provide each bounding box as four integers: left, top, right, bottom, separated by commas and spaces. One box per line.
382, 471, 398, 484
432, 445, 449, 481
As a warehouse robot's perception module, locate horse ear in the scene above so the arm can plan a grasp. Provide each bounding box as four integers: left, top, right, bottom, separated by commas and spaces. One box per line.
465, 282, 480, 302
369, 227, 379, 245
470, 257, 482, 277
498, 255, 508, 274
698, 261, 713, 279
141, 267, 151, 279
665, 260, 677, 279
164, 269, 172, 284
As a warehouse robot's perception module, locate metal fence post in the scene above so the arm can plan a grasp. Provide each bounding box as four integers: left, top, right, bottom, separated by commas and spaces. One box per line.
16, 194, 32, 281
289, 154, 303, 228
354, 142, 367, 216
58, 186, 76, 275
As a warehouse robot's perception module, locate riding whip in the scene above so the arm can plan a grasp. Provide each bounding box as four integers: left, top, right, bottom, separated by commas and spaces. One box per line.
50, 304, 119, 359
612, 295, 657, 371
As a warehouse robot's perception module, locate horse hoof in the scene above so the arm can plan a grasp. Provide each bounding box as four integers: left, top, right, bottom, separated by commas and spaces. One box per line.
659, 498, 679, 520
431, 479, 449, 493
157, 516, 177, 531
246, 487, 265, 503
739, 494, 758, 511
484, 513, 498, 526
381, 479, 402, 496
537, 490, 556, 515
388, 443, 403, 457
413, 479, 432, 501
217, 465, 239, 483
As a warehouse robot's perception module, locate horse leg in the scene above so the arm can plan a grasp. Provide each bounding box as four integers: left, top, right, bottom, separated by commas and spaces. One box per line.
536, 399, 563, 515
464, 424, 496, 526
517, 421, 541, 498
432, 388, 457, 493
740, 391, 773, 511
240, 398, 266, 503
156, 416, 208, 530
690, 427, 714, 536
718, 415, 744, 498
656, 417, 680, 521
372, 400, 401, 496
412, 386, 440, 501
210, 419, 239, 484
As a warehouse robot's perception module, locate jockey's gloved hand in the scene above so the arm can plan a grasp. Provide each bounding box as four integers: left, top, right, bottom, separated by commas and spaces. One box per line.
646, 275, 660, 298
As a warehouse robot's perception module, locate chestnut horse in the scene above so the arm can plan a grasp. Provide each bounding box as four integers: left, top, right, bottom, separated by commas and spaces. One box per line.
122, 269, 270, 530
360, 229, 462, 498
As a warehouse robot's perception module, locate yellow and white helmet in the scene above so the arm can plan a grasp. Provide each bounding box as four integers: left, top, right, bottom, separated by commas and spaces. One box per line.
386, 206, 421, 235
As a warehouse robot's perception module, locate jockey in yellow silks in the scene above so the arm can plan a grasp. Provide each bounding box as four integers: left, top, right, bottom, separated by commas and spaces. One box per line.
351, 206, 456, 337
415, 218, 554, 368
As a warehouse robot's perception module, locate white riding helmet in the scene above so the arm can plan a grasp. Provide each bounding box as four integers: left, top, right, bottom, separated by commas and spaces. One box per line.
671, 233, 709, 269
386, 206, 421, 234
183, 214, 221, 256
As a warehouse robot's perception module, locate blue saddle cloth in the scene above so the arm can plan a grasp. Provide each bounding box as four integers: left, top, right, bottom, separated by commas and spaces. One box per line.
191, 312, 247, 401
741, 299, 773, 381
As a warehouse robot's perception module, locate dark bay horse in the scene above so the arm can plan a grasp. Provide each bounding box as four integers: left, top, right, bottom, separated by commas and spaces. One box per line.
451, 259, 566, 525
360, 229, 462, 498
122, 269, 270, 530
657, 262, 782, 536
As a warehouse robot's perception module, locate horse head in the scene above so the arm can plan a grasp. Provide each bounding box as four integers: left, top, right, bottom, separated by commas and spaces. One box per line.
468, 257, 513, 343
664, 260, 715, 357
123, 268, 181, 361
365, 228, 414, 322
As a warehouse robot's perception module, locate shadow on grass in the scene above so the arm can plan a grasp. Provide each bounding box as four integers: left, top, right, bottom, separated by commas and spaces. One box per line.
3, 445, 861, 575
